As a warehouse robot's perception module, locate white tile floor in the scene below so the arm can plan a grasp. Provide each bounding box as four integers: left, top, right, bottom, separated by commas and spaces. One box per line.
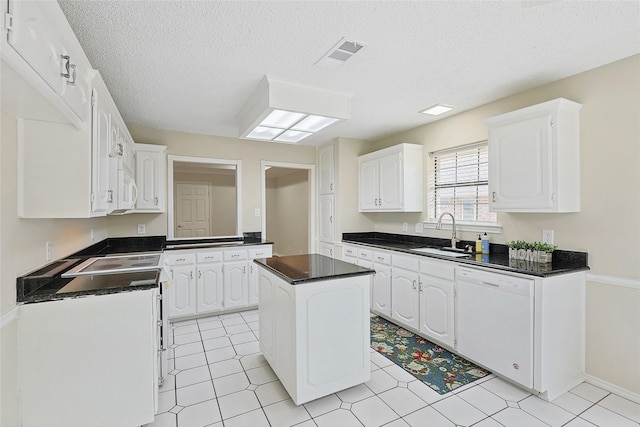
145, 309, 640, 427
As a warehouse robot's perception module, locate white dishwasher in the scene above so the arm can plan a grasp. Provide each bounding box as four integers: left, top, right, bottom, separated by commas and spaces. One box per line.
456, 266, 534, 388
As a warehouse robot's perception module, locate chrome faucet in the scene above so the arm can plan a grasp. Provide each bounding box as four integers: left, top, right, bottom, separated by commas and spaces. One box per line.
436, 212, 459, 249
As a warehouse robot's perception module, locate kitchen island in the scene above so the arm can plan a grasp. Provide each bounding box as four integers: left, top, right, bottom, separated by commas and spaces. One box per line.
254, 254, 375, 405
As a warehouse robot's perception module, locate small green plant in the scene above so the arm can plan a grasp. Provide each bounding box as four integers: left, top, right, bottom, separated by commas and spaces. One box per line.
507, 240, 557, 253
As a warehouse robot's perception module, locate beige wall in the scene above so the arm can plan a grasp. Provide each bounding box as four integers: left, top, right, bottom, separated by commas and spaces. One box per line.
107, 126, 316, 238
174, 172, 237, 236
339, 55, 640, 394
1, 111, 109, 425
266, 170, 310, 255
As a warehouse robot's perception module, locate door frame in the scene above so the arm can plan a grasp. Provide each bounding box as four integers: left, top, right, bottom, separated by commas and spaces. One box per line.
261, 161, 316, 254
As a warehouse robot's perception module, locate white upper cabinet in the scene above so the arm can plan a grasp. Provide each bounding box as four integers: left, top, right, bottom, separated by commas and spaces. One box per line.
91, 76, 116, 215
318, 144, 334, 194
358, 143, 423, 212
484, 98, 582, 212
3, 0, 94, 128
134, 144, 167, 212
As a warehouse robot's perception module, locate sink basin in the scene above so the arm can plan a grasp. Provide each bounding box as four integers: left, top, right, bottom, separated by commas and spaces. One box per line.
411, 247, 471, 258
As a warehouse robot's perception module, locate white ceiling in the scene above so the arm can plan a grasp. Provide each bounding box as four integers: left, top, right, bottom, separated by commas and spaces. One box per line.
58, 0, 640, 146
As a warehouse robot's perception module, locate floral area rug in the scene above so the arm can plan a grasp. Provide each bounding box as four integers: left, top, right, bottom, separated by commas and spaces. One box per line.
370, 316, 490, 394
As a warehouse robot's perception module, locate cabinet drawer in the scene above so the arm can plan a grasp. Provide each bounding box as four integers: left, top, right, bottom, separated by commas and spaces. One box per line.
343, 246, 357, 257
373, 251, 391, 265
249, 246, 272, 259
166, 253, 195, 265
224, 250, 247, 262
197, 251, 223, 264
357, 249, 373, 260
419, 259, 455, 281
392, 254, 419, 271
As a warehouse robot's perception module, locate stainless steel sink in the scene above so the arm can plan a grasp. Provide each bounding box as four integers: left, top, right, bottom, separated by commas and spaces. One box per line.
411, 247, 471, 258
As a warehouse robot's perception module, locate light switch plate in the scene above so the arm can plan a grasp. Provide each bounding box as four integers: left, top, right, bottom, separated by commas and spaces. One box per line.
138, 224, 146, 235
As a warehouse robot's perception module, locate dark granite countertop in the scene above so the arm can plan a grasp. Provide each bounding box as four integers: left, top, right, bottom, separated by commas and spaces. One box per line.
254, 254, 375, 285
342, 232, 589, 277
163, 236, 273, 251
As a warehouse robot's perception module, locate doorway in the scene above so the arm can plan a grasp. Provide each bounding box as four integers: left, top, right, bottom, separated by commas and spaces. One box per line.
261, 161, 316, 256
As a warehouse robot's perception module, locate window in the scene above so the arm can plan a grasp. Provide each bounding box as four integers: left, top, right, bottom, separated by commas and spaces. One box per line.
429, 142, 497, 224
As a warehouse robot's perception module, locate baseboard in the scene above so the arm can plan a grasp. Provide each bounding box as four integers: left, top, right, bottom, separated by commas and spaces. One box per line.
585, 373, 640, 404
1, 305, 18, 328
586, 272, 640, 290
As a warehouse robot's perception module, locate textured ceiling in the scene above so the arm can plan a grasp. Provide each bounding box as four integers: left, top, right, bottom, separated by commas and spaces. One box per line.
58, 0, 640, 146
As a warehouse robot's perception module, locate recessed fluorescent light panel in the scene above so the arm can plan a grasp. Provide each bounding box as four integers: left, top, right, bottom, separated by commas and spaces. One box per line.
237, 76, 352, 144
420, 104, 454, 116
316, 37, 364, 69
247, 109, 338, 143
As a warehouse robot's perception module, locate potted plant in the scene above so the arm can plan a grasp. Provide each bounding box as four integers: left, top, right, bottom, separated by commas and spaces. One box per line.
507, 240, 557, 263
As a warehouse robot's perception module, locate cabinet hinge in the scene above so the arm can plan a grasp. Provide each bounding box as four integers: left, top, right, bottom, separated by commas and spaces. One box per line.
90, 193, 95, 203
5, 13, 14, 31
550, 119, 555, 128
91, 92, 96, 107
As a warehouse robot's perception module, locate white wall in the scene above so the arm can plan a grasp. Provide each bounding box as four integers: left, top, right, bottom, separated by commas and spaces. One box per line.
343, 55, 640, 396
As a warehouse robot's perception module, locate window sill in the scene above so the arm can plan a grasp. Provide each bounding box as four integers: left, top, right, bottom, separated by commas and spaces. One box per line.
422, 221, 502, 234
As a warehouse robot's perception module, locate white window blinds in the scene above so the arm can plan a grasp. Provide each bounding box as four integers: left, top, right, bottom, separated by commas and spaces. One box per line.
430, 142, 497, 223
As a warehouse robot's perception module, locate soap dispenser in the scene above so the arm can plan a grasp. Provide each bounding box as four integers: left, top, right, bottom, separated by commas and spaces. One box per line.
481, 232, 490, 254
475, 235, 482, 253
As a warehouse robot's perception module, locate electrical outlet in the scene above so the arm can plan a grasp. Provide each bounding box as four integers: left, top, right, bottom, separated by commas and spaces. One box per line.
402, 223, 408, 232
415, 223, 424, 233
542, 229, 554, 245
137, 224, 146, 235
45, 241, 53, 261
254, 208, 261, 217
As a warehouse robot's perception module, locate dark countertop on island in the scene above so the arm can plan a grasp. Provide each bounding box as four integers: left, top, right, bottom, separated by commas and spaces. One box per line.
343, 232, 589, 277
254, 254, 375, 285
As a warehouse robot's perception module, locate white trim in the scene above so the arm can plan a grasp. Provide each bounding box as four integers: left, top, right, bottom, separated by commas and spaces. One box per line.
586, 273, 640, 290
584, 374, 640, 404
1, 306, 19, 328
423, 221, 502, 234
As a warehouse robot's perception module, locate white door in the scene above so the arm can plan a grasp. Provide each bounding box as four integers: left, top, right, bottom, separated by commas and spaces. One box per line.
318, 145, 334, 194
358, 158, 379, 210
168, 265, 196, 318
196, 264, 223, 313
319, 194, 334, 243
489, 114, 553, 210
175, 183, 211, 237
224, 261, 248, 309
419, 275, 454, 347
372, 264, 391, 317
91, 94, 113, 214
379, 152, 402, 210
391, 268, 419, 330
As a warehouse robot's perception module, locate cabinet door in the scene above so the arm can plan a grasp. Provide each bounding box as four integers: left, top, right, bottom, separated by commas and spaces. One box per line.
319, 194, 335, 242
378, 152, 403, 210
58, 42, 92, 122
489, 114, 553, 210
318, 242, 334, 258
372, 264, 391, 317
358, 157, 379, 210
8, 0, 64, 97
419, 275, 455, 347
391, 268, 419, 330
168, 265, 196, 318
318, 145, 334, 194
223, 261, 248, 309
196, 264, 223, 313
91, 90, 114, 214
136, 150, 164, 211
248, 263, 260, 306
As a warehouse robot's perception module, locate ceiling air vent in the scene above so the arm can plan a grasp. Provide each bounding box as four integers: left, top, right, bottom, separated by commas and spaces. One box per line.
316, 37, 364, 69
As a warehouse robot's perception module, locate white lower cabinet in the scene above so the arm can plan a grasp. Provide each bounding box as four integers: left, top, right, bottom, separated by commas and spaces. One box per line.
418, 258, 455, 348
371, 251, 392, 317
391, 254, 420, 330
166, 245, 271, 319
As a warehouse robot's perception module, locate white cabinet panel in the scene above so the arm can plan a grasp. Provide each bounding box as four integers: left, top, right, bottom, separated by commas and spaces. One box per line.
372, 263, 391, 317
358, 143, 423, 212
197, 264, 223, 312
391, 265, 419, 330
485, 98, 582, 212
223, 260, 248, 309
168, 265, 196, 318
319, 194, 335, 243
419, 276, 455, 348
318, 144, 334, 194
134, 144, 166, 212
